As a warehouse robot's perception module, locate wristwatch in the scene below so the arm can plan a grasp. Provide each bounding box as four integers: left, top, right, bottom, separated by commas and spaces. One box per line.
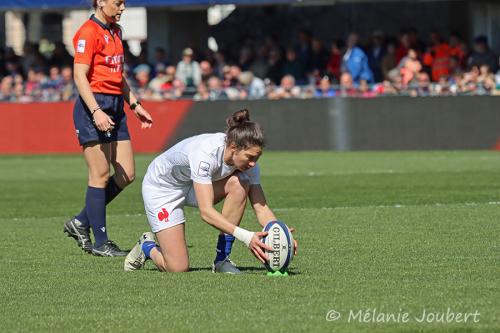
130, 100, 141, 110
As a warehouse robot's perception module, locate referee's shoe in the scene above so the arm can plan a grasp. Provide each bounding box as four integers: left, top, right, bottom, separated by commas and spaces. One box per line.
63, 217, 93, 253
92, 240, 129, 257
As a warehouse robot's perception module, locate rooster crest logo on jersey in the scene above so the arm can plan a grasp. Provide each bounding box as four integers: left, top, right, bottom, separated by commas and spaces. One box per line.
158, 208, 169, 222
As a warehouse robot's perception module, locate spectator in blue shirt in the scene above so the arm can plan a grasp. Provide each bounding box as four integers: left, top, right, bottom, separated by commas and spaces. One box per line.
342, 33, 374, 84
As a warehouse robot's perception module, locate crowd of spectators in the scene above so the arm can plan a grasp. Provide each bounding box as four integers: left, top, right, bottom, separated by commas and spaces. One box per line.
2, 28, 500, 103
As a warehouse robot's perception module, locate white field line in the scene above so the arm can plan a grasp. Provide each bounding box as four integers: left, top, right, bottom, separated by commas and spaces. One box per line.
3, 201, 500, 221
273, 201, 500, 211
264, 168, 500, 177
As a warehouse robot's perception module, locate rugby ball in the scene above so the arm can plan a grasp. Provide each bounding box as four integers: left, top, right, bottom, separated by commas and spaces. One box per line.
262, 221, 294, 273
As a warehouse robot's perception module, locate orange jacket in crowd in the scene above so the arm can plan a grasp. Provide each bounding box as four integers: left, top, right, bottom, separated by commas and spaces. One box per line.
423, 43, 451, 81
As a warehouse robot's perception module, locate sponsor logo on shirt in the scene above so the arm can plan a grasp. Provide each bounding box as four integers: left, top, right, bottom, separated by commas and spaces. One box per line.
77, 39, 86, 53
105, 54, 125, 73
104, 34, 109, 44
198, 161, 211, 177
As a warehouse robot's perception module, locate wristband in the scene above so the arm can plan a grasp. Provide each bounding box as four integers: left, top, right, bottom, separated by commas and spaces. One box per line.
130, 100, 141, 110
233, 226, 254, 248
91, 107, 101, 116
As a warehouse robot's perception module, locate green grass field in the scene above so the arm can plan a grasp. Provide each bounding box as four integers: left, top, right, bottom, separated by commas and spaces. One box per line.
0, 151, 499, 332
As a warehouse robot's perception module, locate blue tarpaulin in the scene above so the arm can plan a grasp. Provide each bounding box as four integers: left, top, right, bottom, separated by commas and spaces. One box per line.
0, 0, 294, 10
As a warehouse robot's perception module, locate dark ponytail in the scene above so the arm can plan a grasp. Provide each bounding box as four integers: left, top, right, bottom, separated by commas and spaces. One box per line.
225, 109, 265, 149
92, 0, 98, 9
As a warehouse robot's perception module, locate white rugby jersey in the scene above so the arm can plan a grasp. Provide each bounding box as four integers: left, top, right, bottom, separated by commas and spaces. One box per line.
144, 132, 260, 188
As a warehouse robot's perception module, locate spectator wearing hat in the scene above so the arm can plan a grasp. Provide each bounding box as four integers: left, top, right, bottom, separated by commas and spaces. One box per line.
175, 48, 201, 89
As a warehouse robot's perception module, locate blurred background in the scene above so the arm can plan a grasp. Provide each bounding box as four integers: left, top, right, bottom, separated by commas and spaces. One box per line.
1, 0, 500, 153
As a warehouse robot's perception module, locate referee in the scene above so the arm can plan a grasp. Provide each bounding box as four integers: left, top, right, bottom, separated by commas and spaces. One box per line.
64, 0, 153, 257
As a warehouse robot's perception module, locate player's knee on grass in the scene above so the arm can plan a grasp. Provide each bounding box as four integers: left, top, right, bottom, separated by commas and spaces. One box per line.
157, 261, 189, 273
168, 264, 189, 273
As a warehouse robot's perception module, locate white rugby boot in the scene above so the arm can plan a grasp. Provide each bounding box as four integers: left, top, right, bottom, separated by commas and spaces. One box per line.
124, 232, 155, 271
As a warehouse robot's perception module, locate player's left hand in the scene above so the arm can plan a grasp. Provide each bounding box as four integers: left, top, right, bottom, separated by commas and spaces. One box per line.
289, 227, 298, 256
134, 105, 153, 129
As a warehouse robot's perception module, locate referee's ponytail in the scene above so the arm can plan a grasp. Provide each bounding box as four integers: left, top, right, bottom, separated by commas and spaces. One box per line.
225, 109, 265, 150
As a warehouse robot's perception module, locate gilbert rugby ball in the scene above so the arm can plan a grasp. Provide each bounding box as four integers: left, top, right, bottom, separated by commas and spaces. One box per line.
262, 221, 294, 273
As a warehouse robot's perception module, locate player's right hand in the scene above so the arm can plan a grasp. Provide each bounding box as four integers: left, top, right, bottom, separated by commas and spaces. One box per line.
249, 231, 272, 263
93, 109, 115, 132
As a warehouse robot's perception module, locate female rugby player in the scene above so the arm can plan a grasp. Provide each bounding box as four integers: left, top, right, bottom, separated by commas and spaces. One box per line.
64, 0, 153, 257
124, 109, 296, 273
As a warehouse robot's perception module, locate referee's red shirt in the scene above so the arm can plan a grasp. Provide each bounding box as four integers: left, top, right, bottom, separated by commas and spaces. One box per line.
73, 15, 124, 95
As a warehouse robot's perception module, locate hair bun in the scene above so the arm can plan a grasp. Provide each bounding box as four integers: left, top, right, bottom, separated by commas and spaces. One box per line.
226, 109, 250, 128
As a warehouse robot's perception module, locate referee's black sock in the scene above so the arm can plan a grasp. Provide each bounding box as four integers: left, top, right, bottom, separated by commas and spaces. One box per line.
75, 176, 123, 226
85, 186, 108, 248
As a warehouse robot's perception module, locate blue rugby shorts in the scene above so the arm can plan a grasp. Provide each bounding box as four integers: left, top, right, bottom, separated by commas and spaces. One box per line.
73, 93, 131, 146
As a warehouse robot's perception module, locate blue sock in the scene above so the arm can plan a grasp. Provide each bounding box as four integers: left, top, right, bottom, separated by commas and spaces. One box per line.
76, 177, 123, 227
142, 241, 157, 259
85, 186, 108, 248
214, 234, 235, 263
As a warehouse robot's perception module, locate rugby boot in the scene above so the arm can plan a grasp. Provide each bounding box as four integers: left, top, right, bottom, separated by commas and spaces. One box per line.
91, 240, 129, 257
124, 232, 155, 271
212, 257, 242, 274
63, 217, 93, 253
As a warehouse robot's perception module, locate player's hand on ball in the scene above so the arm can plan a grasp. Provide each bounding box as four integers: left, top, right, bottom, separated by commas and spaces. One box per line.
249, 231, 273, 263
289, 227, 298, 255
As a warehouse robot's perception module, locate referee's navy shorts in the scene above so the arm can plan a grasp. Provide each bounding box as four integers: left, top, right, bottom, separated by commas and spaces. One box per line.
73, 93, 131, 146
